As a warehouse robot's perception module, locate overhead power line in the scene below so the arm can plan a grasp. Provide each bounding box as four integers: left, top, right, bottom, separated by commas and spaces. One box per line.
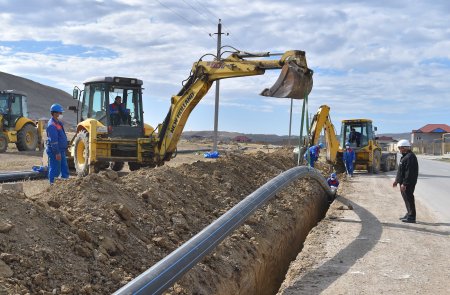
190, 0, 245, 48
154, 0, 216, 40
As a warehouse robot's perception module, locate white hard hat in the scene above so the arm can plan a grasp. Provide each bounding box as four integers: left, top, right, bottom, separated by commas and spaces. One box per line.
397, 139, 411, 147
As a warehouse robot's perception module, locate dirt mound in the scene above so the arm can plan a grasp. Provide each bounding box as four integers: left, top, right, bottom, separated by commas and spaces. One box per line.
0, 149, 331, 294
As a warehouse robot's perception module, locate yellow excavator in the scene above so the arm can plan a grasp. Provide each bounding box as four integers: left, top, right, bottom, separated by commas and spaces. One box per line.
296, 105, 397, 173
69, 49, 313, 175
0, 90, 43, 153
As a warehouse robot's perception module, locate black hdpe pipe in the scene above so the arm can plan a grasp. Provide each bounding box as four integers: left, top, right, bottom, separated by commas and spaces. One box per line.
113, 166, 333, 295
0, 170, 46, 183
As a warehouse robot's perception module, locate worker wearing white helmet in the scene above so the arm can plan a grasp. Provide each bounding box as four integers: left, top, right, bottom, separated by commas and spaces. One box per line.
393, 139, 419, 223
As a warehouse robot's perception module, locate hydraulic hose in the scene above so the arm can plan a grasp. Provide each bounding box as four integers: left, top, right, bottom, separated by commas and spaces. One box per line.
113, 166, 333, 295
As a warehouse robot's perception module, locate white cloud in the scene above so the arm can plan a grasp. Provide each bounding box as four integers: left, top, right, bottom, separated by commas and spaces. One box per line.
0, 0, 449, 134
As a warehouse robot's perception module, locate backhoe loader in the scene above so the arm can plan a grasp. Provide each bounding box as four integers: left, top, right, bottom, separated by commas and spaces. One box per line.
70, 49, 313, 176
0, 90, 43, 153
295, 105, 397, 173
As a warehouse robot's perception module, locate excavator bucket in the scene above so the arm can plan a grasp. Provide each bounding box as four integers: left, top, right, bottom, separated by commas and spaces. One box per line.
260, 60, 313, 99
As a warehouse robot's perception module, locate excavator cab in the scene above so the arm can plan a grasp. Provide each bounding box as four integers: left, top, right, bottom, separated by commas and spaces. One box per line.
76, 77, 144, 138
340, 119, 375, 149
340, 119, 383, 173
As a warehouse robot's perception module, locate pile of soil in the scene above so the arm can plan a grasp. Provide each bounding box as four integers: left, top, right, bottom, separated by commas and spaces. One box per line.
0, 148, 331, 294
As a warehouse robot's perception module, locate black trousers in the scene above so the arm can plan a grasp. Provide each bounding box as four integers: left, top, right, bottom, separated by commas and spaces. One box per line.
401, 184, 416, 219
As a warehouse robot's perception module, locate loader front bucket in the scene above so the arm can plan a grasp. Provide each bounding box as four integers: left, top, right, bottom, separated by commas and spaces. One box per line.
260, 60, 313, 99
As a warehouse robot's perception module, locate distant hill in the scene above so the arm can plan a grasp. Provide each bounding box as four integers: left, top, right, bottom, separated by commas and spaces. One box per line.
0, 71, 77, 127
182, 131, 300, 145
183, 131, 412, 145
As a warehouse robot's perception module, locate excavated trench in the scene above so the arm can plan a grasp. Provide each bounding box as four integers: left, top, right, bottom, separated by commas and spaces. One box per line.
221, 188, 329, 295
163, 172, 331, 295
0, 149, 332, 295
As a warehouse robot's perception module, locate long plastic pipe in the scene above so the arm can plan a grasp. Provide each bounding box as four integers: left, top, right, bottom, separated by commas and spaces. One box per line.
113, 166, 333, 295
0, 170, 45, 183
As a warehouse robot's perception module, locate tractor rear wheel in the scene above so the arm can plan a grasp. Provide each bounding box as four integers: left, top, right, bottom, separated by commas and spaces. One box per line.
16, 124, 38, 151
73, 131, 90, 177
110, 161, 125, 171
0, 133, 8, 153
371, 150, 381, 174
128, 162, 141, 171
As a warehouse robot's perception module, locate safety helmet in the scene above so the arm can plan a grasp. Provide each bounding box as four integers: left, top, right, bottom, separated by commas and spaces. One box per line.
318, 143, 324, 149
331, 173, 336, 179
50, 104, 64, 113
345, 142, 350, 147
397, 139, 411, 148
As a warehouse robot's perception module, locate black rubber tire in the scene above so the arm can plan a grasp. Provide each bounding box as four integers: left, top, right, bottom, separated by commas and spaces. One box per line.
371, 150, 381, 174
110, 161, 125, 171
391, 159, 398, 171
0, 133, 8, 153
73, 131, 90, 177
16, 124, 38, 151
381, 154, 389, 172
128, 162, 141, 171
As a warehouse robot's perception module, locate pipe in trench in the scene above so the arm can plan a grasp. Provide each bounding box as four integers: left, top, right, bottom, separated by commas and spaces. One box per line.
114, 166, 333, 295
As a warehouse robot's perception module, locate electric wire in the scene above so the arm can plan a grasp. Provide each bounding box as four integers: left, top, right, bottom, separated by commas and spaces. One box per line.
190, 0, 245, 48
154, 0, 216, 41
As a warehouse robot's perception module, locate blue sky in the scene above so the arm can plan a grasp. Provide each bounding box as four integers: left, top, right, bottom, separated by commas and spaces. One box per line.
0, 0, 449, 135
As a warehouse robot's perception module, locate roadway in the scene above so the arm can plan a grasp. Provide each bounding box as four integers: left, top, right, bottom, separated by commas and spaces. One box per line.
385, 154, 450, 223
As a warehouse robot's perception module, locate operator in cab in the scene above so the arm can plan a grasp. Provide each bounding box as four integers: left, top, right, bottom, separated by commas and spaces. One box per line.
46, 103, 69, 184
349, 127, 361, 147
109, 96, 130, 125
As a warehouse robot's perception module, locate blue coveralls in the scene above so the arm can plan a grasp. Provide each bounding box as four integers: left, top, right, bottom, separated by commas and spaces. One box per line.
327, 178, 340, 188
304, 145, 320, 167
343, 148, 356, 176
46, 117, 69, 184
109, 102, 130, 125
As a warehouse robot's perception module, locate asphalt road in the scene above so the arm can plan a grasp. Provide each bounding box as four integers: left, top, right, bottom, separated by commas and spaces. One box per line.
386, 154, 450, 223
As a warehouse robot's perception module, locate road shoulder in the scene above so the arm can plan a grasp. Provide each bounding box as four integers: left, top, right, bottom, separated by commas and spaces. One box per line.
278, 173, 450, 294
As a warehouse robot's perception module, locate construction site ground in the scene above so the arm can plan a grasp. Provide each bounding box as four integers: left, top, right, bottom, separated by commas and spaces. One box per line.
0, 140, 449, 294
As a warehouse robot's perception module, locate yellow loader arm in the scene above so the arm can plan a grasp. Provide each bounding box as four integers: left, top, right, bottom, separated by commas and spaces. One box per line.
154, 50, 313, 162
308, 105, 341, 164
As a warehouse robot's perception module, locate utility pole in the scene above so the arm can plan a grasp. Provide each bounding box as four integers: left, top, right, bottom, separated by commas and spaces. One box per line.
211, 19, 228, 152
288, 98, 293, 146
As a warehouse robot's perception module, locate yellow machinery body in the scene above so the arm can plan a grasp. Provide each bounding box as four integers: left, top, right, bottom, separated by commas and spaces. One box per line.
0, 90, 43, 153
69, 50, 313, 175
300, 105, 397, 173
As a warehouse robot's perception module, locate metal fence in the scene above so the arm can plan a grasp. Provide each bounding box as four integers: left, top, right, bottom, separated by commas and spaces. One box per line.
413, 140, 450, 156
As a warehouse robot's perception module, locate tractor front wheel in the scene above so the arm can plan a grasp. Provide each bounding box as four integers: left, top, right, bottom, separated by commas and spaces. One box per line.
73, 131, 90, 177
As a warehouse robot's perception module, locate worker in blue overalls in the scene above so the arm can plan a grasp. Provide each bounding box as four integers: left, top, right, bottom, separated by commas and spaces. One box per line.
304, 143, 324, 168
46, 104, 69, 184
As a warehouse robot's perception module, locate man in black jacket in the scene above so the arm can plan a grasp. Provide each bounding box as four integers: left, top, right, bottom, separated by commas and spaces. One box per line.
393, 139, 419, 223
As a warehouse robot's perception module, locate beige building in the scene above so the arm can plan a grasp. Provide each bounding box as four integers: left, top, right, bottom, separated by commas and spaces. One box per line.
411, 124, 450, 155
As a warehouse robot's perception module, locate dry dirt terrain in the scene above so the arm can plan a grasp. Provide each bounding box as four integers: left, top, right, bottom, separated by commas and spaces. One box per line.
278, 171, 450, 294
0, 141, 330, 294
1, 141, 448, 295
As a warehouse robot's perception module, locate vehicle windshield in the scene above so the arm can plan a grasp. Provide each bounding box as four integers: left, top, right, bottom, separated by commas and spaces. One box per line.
341, 122, 371, 148
0, 94, 8, 114
81, 83, 143, 127
108, 86, 142, 127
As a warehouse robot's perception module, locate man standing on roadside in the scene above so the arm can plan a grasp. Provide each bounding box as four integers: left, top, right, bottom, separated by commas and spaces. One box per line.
393, 139, 419, 223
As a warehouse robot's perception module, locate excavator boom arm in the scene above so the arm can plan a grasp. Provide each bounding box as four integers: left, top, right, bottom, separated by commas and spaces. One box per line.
154, 50, 313, 163
308, 105, 341, 164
